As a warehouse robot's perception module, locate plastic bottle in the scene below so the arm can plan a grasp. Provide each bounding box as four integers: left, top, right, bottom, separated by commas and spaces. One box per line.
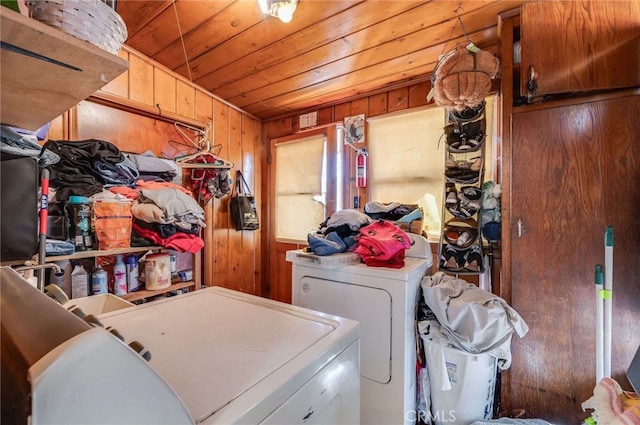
50, 259, 72, 298
92, 264, 108, 295
70, 265, 89, 299
113, 255, 127, 296
125, 254, 140, 292
66, 196, 93, 251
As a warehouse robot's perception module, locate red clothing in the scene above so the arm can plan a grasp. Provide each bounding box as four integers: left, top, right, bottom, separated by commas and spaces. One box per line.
133, 222, 204, 254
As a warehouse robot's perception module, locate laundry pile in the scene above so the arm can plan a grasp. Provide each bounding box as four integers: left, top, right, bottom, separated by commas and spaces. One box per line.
309, 204, 422, 256
352, 219, 411, 268
364, 201, 424, 235
128, 151, 178, 182
1, 125, 59, 166
307, 209, 371, 256
7, 137, 207, 254
306, 205, 422, 268
109, 181, 205, 254
43, 139, 140, 200
416, 272, 528, 423
418, 272, 529, 369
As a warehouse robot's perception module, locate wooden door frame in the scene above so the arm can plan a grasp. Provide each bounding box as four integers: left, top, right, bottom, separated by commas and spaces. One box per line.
265, 125, 339, 302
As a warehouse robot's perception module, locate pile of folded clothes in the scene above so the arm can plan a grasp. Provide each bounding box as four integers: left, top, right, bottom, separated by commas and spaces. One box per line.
43, 139, 139, 200
38, 139, 205, 254
364, 201, 424, 235
307, 209, 372, 256
110, 181, 205, 254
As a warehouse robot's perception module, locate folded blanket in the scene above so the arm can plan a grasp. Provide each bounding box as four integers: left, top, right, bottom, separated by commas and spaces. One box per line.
582, 378, 640, 425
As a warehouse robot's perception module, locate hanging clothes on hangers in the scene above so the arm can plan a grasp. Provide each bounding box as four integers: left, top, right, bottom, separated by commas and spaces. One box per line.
170, 121, 234, 205
188, 152, 232, 205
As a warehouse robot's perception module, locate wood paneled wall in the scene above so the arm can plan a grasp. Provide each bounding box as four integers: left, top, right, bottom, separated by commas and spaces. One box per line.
260, 43, 498, 209
50, 45, 264, 297
262, 79, 435, 210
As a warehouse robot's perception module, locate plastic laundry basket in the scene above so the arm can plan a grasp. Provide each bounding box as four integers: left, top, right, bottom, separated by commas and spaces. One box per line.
424, 339, 497, 425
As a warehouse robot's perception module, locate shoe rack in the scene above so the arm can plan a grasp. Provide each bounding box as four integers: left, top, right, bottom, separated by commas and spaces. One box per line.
438, 101, 487, 275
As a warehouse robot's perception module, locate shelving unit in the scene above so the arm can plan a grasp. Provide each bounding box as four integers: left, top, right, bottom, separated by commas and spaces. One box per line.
122, 278, 196, 303
0, 9, 204, 304
2, 246, 202, 302
437, 102, 487, 275
0, 246, 158, 266
0, 7, 129, 130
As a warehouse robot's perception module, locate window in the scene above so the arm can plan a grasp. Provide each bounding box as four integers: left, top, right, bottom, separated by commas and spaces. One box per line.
274, 134, 327, 243
367, 97, 495, 240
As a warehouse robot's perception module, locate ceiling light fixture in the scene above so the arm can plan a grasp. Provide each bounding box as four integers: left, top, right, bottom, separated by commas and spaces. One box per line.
258, 0, 298, 23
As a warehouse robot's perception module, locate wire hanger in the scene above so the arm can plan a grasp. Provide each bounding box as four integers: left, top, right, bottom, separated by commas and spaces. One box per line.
174, 121, 211, 151
173, 122, 234, 169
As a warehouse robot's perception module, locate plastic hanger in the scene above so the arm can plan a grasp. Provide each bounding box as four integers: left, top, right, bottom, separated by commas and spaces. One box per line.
176, 152, 234, 169
175, 143, 234, 170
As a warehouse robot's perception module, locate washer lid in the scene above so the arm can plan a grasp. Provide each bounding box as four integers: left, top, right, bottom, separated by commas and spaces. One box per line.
100, 288, 354, 423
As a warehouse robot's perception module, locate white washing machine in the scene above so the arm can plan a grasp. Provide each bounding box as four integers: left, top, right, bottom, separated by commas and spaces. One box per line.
288, 233, 433, 425
2, 268, 361, 425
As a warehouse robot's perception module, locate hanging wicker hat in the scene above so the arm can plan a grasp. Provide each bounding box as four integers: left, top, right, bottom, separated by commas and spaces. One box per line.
431, 45, 500, 111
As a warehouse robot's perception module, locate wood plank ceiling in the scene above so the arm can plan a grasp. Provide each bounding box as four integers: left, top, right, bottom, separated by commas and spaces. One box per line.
118, 0, 526, 120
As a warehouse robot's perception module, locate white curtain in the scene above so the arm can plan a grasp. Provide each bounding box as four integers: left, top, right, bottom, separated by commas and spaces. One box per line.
367, 98, 494, 239
275, 134, 326, 242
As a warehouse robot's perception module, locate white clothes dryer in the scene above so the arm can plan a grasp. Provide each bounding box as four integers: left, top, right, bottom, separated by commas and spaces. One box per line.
288, 233, 433, 425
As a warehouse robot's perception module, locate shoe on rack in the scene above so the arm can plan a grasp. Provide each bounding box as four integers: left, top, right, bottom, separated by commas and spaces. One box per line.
445, 229, 459, 244
445, 154, 456, 169
464, 245, 483, 272
448, 100, 485, 123
469, 156, 483, 172
440, 244, 463, 271
460, 186, 483, 201
456, 231, 471, 247
444, 218, 478, 249
445, 183, 458, 205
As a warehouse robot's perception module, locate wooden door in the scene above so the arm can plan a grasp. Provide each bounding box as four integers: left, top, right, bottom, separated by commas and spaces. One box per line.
507, 94, 640, 422
520, 1, 640, 96
267, 127, 338, 304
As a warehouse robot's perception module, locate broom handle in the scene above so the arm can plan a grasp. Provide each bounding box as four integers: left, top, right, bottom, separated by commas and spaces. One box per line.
603, 226, 614, 378
594, 265, 604, 384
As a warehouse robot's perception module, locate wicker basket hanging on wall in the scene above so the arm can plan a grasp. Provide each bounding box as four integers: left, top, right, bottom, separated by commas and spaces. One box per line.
431, 45, 500, 111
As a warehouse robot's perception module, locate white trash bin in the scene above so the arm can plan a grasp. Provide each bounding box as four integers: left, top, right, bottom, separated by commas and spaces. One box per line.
424, 339, 497, 425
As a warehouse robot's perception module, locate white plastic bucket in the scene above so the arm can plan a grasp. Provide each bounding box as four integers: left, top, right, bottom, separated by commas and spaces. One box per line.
424, 340, 497, 425
144, 253, 172, 290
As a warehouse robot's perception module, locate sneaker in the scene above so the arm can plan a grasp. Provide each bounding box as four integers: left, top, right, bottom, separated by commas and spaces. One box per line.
448, 100, 485, 123
460, 186, 483, 201
445, 183, 458, 205
464, 245, 483, 272
440, 244, 463, 271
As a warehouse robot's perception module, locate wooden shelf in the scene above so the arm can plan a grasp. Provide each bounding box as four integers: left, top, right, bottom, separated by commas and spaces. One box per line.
121, 279, 197, 302
0, 7, 129, 130
0, 246, 164, 267
0, 246, 161, 266
44, 246, 162, 263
